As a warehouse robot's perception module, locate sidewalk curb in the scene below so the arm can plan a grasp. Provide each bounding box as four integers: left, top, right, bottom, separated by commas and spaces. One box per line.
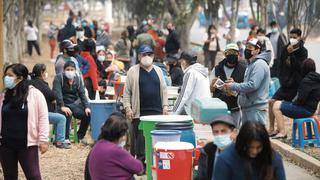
271, 139, 320, 173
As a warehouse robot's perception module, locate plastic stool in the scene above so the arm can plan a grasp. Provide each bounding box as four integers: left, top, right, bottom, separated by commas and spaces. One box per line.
71, 116, 79, 143
292, 117, 320, 149
302, 116, 320, 138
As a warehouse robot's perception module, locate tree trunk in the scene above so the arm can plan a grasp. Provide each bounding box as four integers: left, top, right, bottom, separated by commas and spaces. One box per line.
229, 0, 239, 42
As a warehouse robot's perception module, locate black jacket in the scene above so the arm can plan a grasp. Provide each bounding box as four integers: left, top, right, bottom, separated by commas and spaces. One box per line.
169, 65, 184, 86
195, 143, 218, 180
278, 42, 308, 89
213, 59, 246, 111
57, 18, 76, 42
294, 72, 320, 113
52, 74, 89, 109
165, 30, 180, 54
30, 79, 56, 112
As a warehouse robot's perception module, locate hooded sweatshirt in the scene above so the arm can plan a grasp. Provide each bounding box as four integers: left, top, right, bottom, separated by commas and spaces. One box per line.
173, 63, 211, 115
294, 72, 320, 113
57, 18, 76, 42
230, 51, 271, 110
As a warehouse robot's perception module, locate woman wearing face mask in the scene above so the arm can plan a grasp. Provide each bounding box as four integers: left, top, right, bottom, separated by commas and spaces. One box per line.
0, 64, 49, 179
210, 43, 246, 128
196, 115, 237, 180
172, 51, 211, 115
88, 113, 144, 179
213, 121, 286, 180
29, 64, 70, 149
80, 39, 99, 100
53, 61, 91, 144
203, 25, 221, 70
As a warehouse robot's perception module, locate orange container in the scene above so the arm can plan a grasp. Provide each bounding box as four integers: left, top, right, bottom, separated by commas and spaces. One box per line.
152, 142, 194, 180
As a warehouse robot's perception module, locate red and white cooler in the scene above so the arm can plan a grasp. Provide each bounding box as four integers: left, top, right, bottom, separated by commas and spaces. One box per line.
152, 142, 194, 180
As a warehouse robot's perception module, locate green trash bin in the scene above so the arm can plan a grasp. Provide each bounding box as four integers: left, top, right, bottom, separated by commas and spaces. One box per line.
139, 115, 193, 180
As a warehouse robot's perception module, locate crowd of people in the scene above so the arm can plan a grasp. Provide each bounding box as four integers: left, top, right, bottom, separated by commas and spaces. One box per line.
1, 11, 319, 179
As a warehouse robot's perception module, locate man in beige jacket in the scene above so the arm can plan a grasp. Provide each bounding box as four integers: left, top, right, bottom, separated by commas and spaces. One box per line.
123, 44, 168, 166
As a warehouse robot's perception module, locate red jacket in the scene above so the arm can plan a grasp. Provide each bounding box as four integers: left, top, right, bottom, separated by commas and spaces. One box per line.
80, 51, 99, 91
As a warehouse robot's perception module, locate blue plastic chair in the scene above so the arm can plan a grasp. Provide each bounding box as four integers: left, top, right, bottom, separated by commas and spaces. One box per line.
292, 117, 320, 149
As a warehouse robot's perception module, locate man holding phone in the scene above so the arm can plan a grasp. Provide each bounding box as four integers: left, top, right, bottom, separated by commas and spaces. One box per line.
268, 28, 308, 137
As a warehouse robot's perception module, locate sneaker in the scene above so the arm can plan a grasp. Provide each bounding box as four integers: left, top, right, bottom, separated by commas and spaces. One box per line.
79, 139, 89, 145
55, 142, 71, 149
65, 139, 71, 145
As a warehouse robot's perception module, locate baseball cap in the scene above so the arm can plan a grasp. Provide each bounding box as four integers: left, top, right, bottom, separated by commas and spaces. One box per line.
179, 51, 197, 64
60, 40, 75, 50
137, 45, 154, 54
247, 38, 262, 49
210, 115, 236, 128
225, 43, 239, 52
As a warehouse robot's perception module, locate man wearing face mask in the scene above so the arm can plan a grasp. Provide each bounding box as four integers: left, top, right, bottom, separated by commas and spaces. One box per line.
53, 61, 91, 145
210, 43, 246, 127
55, 40, 81, 76
196, 115, 237, 180
173, 51, 211, 115
257, 28, 274, 67
123, 45, 168, 166
266, 21, 287, 77
225, 39, 271, 125
268, 28, 308, 137
75, 26, 85, 51
81, 20, 93, 38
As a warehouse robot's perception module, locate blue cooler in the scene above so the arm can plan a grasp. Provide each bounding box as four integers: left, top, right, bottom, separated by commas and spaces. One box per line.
89, 100, 116, 141
155, 122, 196, 147
191, 98, 229, 124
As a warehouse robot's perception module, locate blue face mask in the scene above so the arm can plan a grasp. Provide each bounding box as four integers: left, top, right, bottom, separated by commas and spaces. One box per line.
4, 76, 17, 89
213, 134, 232, 149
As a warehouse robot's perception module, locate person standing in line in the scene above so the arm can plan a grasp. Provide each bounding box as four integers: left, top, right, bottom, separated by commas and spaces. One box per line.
203, 25, 220, 70
25, 20, 41, 56
165, 23, 180, 55
0, 64, 49, 180
123, 45, 168, 166
47, 22, 59, 61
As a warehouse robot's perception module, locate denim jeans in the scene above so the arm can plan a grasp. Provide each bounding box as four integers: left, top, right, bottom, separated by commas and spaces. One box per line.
241, 108, 267, 125
48, 112, 66, 143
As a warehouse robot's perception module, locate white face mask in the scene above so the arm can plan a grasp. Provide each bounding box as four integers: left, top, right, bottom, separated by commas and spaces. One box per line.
289, 38, 299, 46
141, 56, 153, 67
76, 31, 85, 40
213, 134, 233, 149
65, 70, 76, 79
97, 55, 106, 62
118, 140, 126, 148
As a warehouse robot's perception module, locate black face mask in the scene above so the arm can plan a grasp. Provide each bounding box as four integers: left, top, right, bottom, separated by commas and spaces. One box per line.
244, 49, 253, 60
225, 55, 238, 68
66, 50, 75, 57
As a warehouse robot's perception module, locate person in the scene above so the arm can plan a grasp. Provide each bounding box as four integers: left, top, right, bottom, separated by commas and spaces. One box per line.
57, 17, 76, 42
73, 44, 91, 75
88, 113, 144, 179
81, 20, 93, 38
53, 61, 91, 144
272, 58, 320, 139
213, 121, 286, 180
165, 54, 184, 86
173, 51, 211, 115
203, 25, 221, 70
123, 44, 168, 165
133, 27, 156, 49
55, 40, 81, 75
268, 28, 308, 136
225, 39, 271, 125
96, 28, 112, 48
25, 20, 41, 56
115, 30, 131, 60
75, 26, 85, 51
257, 28, 275, 67
30, 64, 70, 149
154, 30, 166, 60
0, 64, 49, 179
210, 43, 246, 127
196, 115, 237, 180
266, 21, 287, 77
236, 41, 244, 60
247, 25, 259, 41
47, 22, 59, 60
115, 30, 131, 70
91, 20, 98, 39
80, 39, 99, 100
165, 23, 180, 55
